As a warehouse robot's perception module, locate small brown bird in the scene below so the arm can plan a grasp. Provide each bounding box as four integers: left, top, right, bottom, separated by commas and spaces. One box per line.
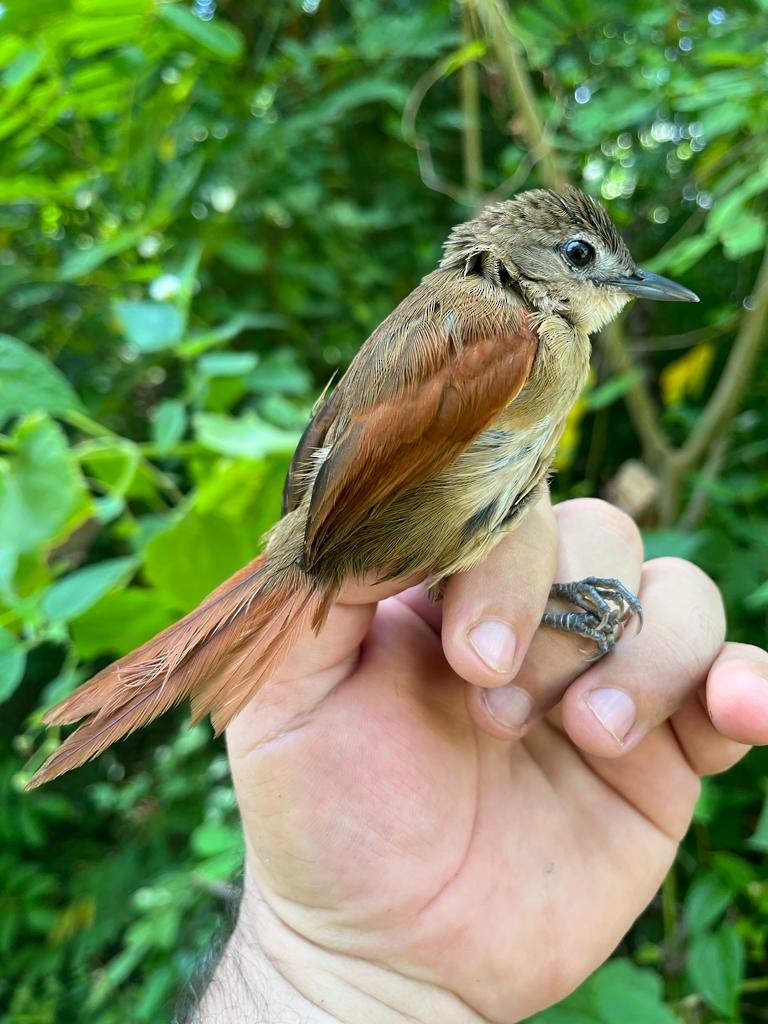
29, 187, 698, 788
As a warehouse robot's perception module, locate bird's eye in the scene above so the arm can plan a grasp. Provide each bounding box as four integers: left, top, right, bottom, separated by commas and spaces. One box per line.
563, 239, 596, 269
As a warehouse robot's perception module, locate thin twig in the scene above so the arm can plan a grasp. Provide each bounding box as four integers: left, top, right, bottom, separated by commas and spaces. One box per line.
600, 319, 673, 467
678, 435, 730, 531
460, 3, 483, 199
680, 245, 768, 468
470, 0, 568, 190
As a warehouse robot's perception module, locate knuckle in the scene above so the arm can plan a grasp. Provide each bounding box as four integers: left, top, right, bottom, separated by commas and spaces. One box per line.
557, 497, 642, 555
646, 557, 724, 615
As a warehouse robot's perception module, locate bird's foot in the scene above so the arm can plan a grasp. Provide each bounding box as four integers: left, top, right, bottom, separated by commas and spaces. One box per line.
542, 576, 642, 659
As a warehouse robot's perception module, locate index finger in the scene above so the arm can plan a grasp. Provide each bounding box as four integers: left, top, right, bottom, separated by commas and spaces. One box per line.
441, 494, 558, 687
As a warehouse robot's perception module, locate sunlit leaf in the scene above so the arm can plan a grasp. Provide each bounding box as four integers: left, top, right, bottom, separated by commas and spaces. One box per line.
158, 4, 244, 62
114, 300, 184, 352
0, 628, 26, 703
151, 399, 186, 452
194, 412, 298, 459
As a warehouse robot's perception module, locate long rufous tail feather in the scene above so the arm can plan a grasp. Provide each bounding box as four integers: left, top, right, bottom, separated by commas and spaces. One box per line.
27, 554, 332, 789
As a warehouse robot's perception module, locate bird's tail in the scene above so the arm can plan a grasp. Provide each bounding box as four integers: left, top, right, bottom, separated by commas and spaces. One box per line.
27, 552, 333, 788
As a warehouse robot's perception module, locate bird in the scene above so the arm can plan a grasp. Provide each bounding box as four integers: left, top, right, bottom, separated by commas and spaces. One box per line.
28, 186, 698, 788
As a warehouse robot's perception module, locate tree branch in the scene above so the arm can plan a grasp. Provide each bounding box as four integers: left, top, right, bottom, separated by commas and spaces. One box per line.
460, 3, 483, 198
470, 0, 767, 524
470, 0, 568, 191
600, 319, 673, 466
679, 243, 768, 469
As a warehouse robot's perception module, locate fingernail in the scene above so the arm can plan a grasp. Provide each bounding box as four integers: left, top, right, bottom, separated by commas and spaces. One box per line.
468, 620, 517, 674
482, 684, 533, 730
585, 688, 636, 743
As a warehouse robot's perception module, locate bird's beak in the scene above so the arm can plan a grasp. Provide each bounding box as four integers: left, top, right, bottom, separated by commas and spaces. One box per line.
609, 269, 699, 302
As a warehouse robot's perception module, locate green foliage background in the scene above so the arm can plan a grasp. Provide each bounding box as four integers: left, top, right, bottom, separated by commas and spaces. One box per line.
0, 1, 766, 1021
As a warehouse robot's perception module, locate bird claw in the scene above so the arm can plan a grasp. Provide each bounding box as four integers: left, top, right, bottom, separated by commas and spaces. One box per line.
543, 576, 642, 659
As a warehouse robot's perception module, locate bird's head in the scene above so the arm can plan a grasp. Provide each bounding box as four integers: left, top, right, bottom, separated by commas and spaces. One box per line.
441, 186, 698, 334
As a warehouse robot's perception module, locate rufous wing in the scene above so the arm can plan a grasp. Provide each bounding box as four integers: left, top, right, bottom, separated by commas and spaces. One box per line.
302, 309, 538, 568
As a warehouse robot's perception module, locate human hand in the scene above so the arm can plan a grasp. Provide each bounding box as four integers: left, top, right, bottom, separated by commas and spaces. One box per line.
197, 497, 768, 1024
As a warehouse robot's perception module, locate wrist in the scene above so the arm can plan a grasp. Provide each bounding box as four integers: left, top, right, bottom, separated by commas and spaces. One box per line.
193, 879, 489, 1024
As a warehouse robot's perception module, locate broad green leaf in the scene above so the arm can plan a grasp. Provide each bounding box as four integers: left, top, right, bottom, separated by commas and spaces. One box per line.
0, 414, 89, 555
191, 821, 241, 858
114, 301, 184, 353
158, 4, 244, 61
531, 960, 681, 1024
528, 1011, 597, 1024
688, 925, 745, 1017
590, 960, 679, 1024
0, 628, 26, 703
245, 354, 313, 396
151, 399, 186, 453
0, 335, 82, 423
194, 412, 298, 460
144, 509, 260, 610
642, 530, 703, 561
70, 588, 177, 659
684, 872, 734, 934
42, 556, 138, 622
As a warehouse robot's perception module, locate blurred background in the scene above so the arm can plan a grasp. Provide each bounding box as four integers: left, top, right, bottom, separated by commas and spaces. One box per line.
1, 1, 766, 1021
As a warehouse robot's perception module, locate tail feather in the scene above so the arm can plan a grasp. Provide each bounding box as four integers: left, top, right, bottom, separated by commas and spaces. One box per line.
28, 553, 330, 789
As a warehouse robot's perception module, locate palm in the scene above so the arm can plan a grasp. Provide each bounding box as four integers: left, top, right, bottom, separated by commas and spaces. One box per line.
227, 590, 695, 1022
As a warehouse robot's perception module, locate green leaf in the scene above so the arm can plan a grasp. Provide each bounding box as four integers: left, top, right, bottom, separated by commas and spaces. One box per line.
58, 223, 147, 281
42, 557, 138, 622
590, 960, 679, 1024
197, 352, 258, 377
688, 925, 745, 1017
114, 301, 184, 353
528, 1011, 597, 1024
245, 353, 313, 396
191, 821, 240, 858
721, 212, 766, 260
684, 872, 734, 934
0, 627, 26, 703
177, 313, 288, 358
744, 579, 768, 610
642, 530, 703, 561
532, 960, 681, 1024
144, 509, 259, 610
151, 399, 186, 453
0, 335, 82, 423
70, 588, 176, 660
158, 4, 244, 62
194, 412, 299, 460
0, 414, 89, 556
747, 792, 768, 852
646, 234, 716, 276
583, 370, 642, 410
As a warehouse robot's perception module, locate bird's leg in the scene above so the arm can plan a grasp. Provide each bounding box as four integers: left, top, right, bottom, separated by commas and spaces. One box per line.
542, 576, 643, 659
